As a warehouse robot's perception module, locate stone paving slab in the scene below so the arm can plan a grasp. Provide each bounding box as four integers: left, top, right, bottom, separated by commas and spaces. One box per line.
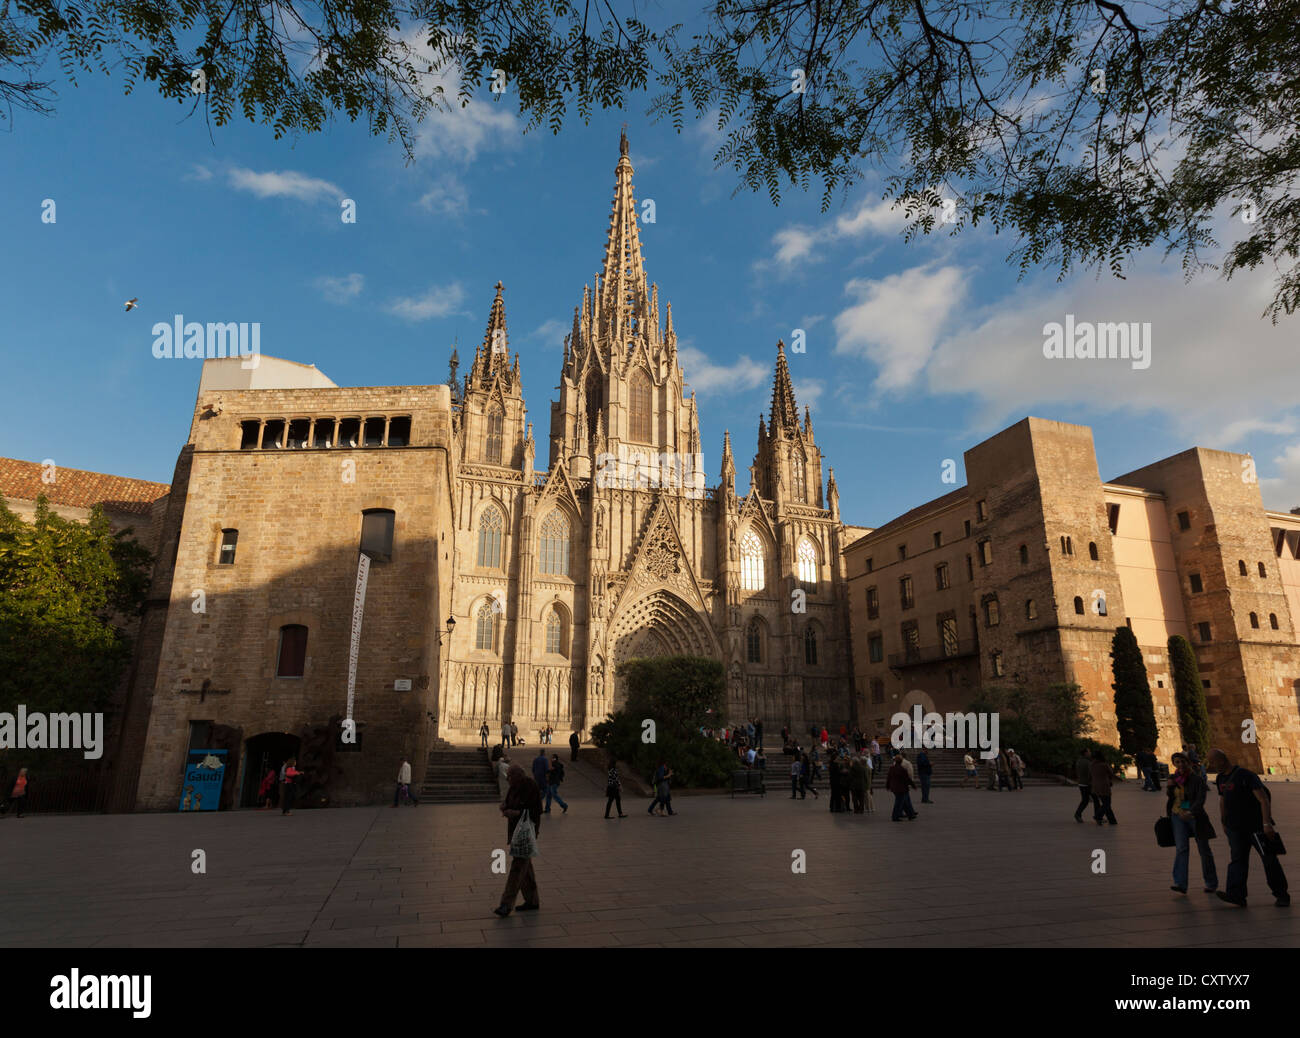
0, 781, 1296, 947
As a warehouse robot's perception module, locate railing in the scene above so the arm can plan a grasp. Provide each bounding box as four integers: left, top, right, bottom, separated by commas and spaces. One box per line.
887, 637, 979, 668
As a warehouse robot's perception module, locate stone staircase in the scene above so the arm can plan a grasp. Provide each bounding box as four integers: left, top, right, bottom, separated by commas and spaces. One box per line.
418, 744, 501, 803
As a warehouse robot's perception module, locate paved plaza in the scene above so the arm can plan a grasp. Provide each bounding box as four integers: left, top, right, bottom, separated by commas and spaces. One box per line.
1, 773, 1297, 948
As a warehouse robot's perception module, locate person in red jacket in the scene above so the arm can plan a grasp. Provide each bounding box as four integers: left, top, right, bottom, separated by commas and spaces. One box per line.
281, 758, 303, 815
258, 767, 277, 809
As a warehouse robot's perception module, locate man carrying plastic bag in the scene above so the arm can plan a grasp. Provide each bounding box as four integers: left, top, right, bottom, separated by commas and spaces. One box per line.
493, 763, 543, 916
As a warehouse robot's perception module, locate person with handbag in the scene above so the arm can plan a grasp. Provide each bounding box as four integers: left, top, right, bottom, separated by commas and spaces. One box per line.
494, 765, 542, 916
1207, 748, 1289, 907
1166, 751, 1218, 894
604, 757, 627, 818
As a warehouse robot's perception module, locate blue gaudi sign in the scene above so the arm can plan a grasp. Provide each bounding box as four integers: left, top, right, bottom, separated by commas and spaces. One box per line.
179, 749, 226, 811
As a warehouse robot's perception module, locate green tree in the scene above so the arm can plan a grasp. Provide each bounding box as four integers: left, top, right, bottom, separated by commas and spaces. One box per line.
6, 2, 1297, 317
0, 495, 152, 716
1110, 625, 1157, 755
616, 655, 724, 739
1167, 634, 1210, 754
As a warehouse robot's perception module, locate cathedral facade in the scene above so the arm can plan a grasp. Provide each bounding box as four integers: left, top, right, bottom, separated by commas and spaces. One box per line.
438, 131, 855, 741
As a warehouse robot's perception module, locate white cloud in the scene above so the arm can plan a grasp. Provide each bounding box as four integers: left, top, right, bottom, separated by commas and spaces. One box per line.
758, 198, 909, 274
680, 346, 768, 395
833, 264, 967, 392
793, 379, 824, 411
418, 175, 469, 217
1260, 442, 1300, 512
185, 164, 213, 182
385, 282, 467, 321
315, 273, 365, 304
530, 319, 568, 348
227, 167, 343, 202
923, 261, 1300, 446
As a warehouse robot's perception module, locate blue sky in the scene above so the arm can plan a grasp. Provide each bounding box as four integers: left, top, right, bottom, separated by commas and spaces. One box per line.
3, 55, 1299, 526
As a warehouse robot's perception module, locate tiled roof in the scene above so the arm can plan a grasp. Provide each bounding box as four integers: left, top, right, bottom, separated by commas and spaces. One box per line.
0, 457, 170, 516
855, 487, 969, 543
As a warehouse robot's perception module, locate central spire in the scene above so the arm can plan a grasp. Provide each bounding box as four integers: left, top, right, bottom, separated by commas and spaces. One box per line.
599, 129, 650, 342
769, 340, 800, 435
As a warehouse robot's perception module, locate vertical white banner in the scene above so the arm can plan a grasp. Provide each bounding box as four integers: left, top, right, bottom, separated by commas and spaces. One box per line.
347, 553, 371, 722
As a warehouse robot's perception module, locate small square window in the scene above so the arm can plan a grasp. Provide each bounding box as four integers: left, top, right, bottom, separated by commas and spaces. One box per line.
1202, 679, 1211, 689
1189, 573, 1203, 594
1177, 511, 1191, 531
1196, 622, 1212, 643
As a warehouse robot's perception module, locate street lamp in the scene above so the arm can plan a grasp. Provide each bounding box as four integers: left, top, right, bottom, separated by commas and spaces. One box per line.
436, 615, 456, 646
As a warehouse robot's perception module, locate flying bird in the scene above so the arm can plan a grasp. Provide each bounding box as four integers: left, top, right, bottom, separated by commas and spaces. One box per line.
124, 298, 139, 312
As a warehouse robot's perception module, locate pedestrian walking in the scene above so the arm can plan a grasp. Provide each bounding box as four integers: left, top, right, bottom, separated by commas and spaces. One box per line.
510, 721, 519, 746
493, 765, 542, 916
996, 749, 1013, 791
1073, 749, 1092, 822
1208, 748, 1289, 907
501, 719, 511, 748
799, 753, 819, 799
1166, 752, 1218, 894
280, 758, 303, 815
648, 761, 675, 816
569, 730, 581, 762
5, 768, 29, 818
1008, 749, 1025, 790
961, 752, 976, 789
849, 754, 868, 814
604, 757, 627, 818
886, 756, 918, 821
987, 754, 1000, 791
480, 722, 490, 748
258, 767, 277, 809
544, 754, 569, 814
532, 748, 551, 796
497, 752, 512, 797
917, 750, 934, 804
394, 758, 419, 806
790, 756, 801, 799
1090, 750, 1117, 825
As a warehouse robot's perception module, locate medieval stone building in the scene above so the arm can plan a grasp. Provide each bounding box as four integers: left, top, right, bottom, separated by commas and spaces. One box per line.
439, 130, 855, 742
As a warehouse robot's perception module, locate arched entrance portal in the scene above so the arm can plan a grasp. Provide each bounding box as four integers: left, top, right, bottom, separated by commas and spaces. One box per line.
240, 731, 302, 808
608, 589, 716, 710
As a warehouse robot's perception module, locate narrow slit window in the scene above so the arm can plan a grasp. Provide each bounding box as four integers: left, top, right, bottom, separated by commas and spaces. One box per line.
218, 529, 238, 565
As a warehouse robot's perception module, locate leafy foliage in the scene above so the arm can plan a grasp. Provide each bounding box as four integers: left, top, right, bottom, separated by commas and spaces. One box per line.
589, 654, 735, 787
1168, 634, 1210, 753
0, 494, 152, 716
4, 2, 1296, 316
1110, 624, 1157, 755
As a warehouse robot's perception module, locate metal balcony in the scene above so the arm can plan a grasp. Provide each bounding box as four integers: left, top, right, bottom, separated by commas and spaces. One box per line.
887, 637, 979, 668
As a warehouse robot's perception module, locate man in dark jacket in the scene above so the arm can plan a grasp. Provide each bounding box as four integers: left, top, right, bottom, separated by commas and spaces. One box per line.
917, 750, 934, 804
1208, 748, 1289, 907
1090, 750, 1117, 825
569, 731, 581, 762
1073, 750, 1093, 823
494, 765, 543, 916
532, 749, 551, 792
886, 757, 917, 821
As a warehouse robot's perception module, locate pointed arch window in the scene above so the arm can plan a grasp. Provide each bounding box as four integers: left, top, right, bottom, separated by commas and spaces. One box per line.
804, 624, 818, 666
477, 504, 504, 568
475, 599, 498, 652
740, 530, 766, 591
538, 509, 570, 576
796, 537, 818, 591
746, 618, 763, 663
629, 369, 652, 443
485, 405, 504, 464
792, 450, 807, 503
545, 609, 564, 655
585, 374, 602, 443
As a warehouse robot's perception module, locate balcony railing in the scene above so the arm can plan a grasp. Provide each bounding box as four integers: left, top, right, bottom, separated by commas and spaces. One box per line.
887, 637, 979, 668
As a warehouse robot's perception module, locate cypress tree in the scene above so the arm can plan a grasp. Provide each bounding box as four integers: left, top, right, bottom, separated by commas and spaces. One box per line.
1110, 625, 1157, 755
1168, 635, 1211, 754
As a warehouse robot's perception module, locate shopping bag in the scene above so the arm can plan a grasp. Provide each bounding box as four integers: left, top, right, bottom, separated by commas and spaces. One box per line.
509, 810, 538, 858
1154, 816, 1175, 848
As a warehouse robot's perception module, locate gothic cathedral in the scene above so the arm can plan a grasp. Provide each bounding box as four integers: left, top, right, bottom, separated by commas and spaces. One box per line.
438, 132, 854, 741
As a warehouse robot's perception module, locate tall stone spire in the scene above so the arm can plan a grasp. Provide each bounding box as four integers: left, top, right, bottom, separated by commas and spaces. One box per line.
768, 340, 799, 436
471, 281, 513, 386
598, 129, 650, 343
